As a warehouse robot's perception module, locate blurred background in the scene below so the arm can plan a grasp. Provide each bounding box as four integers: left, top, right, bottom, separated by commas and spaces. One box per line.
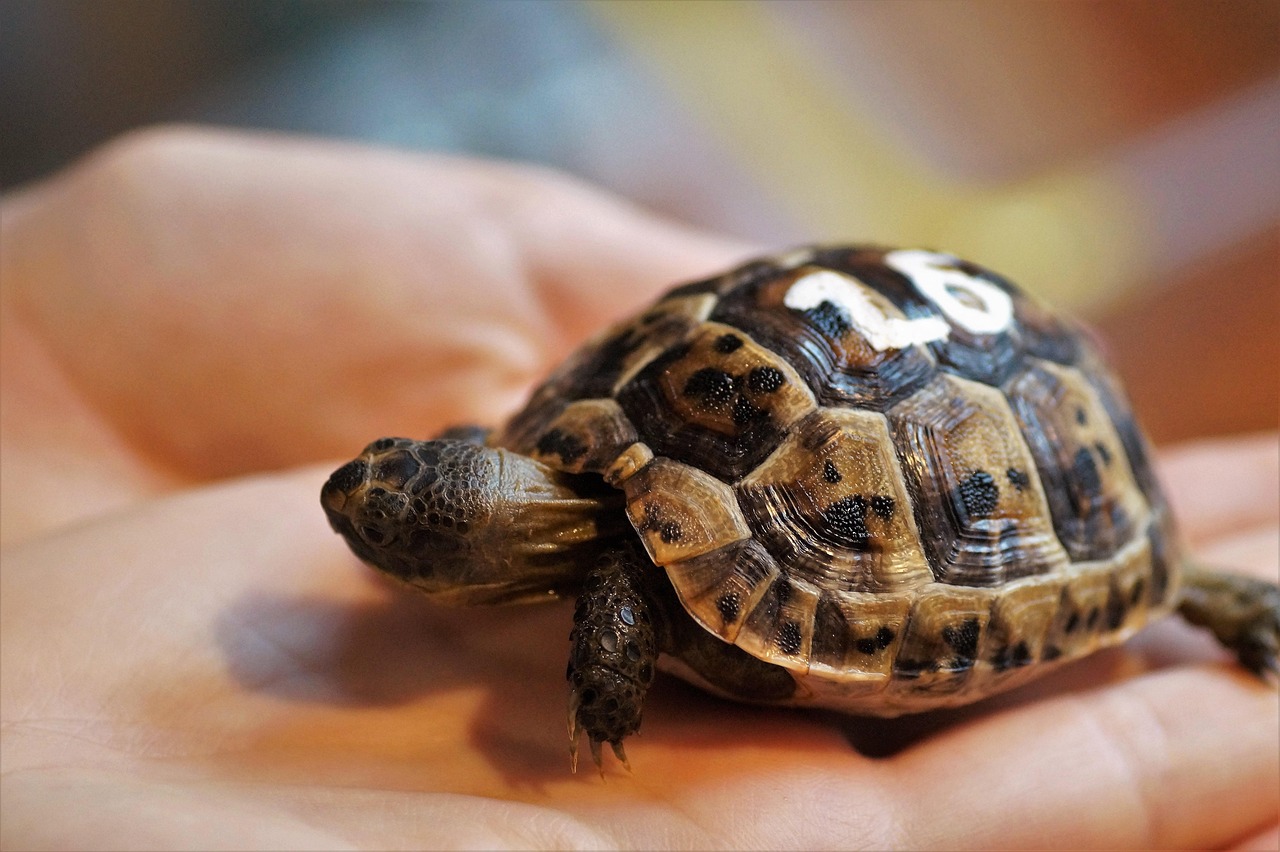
2, 0, 1277, 444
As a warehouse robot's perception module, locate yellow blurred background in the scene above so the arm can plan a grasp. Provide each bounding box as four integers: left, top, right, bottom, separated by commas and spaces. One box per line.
3, 0, 1276, 443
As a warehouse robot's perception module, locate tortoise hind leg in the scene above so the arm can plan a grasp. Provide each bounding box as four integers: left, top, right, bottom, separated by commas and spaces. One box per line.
1177, 564, 1280, 679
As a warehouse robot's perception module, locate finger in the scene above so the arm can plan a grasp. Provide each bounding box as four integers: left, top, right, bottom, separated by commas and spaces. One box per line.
586, 667, 1277, 850
1230, 823, 1279, 851
1158, 433, 1279, 549
1, 127, 748, 482
876, 667, 1279, 850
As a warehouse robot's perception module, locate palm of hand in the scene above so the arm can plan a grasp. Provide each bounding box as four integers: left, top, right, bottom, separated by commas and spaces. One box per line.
2, 130, 1276, 850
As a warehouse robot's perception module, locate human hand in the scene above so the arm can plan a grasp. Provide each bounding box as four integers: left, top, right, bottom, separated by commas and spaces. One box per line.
2, 128, 1276, 850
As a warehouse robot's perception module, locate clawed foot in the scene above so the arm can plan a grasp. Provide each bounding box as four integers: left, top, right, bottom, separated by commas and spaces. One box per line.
1227, 583, 1280, 680
1179, 567, 1280, 682
568, 691, 632, 776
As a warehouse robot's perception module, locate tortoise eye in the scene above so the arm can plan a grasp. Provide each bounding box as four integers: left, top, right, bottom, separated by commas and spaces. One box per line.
372, 451, 420, 488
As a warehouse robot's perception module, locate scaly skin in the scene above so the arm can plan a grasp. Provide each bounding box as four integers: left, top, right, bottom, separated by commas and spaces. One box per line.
1179, 564, 1280, 679
566, 544, 658, 772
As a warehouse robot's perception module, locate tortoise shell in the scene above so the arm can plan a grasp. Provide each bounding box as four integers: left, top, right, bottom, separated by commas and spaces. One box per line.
497, 245, 1179, 713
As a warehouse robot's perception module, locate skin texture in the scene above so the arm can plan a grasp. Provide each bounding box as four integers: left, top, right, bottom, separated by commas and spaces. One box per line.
1, 127, 1277, 850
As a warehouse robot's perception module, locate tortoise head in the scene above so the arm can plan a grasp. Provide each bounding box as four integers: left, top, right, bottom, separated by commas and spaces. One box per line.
321, 437, 617, 604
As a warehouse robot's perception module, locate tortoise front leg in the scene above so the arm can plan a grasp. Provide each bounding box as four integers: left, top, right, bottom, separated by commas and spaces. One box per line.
567, 543, 659, 773
1178, 564, 1280, 679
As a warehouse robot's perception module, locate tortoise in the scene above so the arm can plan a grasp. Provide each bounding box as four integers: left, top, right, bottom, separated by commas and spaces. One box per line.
320, 245, 1279, 772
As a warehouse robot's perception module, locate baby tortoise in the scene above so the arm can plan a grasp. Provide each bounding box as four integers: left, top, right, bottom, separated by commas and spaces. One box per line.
321, 246, 1280, 772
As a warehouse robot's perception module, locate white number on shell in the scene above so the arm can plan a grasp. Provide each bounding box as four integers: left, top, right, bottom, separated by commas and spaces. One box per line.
884, 249, 1015, 336
782, 269, 950, 352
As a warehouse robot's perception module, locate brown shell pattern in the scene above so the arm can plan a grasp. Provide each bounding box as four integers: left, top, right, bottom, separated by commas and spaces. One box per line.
498, 246, 1178, 710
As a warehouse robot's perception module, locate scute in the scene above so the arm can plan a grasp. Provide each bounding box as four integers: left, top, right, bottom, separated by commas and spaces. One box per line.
1004, 358, 1149, 562
737, 407, 934, 594
888, 584, 994, 695
808, 590, 913, 680
888, 373, 1070, 586
499, 291, 713, 464
808, 246, 1083, 383
523, 399, 637, 474
616, 322, 816, 482
665, 539, 783, 643
622, 457, 751, 566
709, 264, 938, 410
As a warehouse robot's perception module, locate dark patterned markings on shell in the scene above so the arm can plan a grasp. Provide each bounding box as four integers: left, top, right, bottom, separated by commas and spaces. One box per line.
1095, 442, 1112, 466
1075, 406, 1088, 425
1006, 467, 1029, 490
1043, 645, 1063, 661
854, 626, 896, 654
958, 470, 1000, 518
580, 329, 645, 394
1073, 447, 1103, 500
1130, 578, 1146, 606
992, 641, 1033, 671
1066, 611, 1080, 633
805, 300, 852, 338
1147, 516, 1174, 604
748, 366, 786, 394
372, 437, 397, 451
716, 592, 741, 623
714, 333, 744, 353
822, 460, 842, 483
732, 396, 765, 425
823, 495, 871, 550
942, 618, 981, 662
659, 521, 683, 544
535, 428, 587, 464
683, 368, 737, 408
894, 658, 939, 678
709, 262, 937, 411
774, 578, 792, 605
1105, 587, 1128, 630
778, 621, 803, 654
870, 494, 896, 520
1086, 606, 1100, 630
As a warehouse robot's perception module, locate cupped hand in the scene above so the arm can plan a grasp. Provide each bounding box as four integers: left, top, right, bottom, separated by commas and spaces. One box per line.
2, 128, 1276, 850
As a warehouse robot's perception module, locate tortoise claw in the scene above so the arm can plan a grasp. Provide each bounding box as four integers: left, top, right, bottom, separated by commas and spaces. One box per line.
611, 740, 632, 773
589, 738, 605, 779
568, 692, 581, 774
569, 691, 634, 776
